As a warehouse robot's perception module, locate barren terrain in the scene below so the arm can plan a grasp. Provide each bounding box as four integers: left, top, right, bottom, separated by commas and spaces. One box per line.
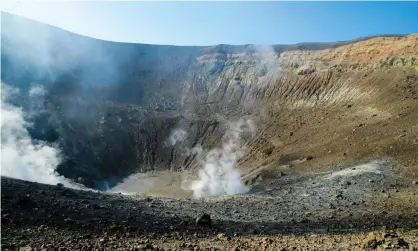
2, 159, 418, 250
1, 12, 418, 250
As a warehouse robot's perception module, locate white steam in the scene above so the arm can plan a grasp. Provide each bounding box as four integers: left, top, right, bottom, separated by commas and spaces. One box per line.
27, 84, 48, 119
186, 118, 253, 198
252, 44, 281, 76
28, 85, 46, 97
167, 128, 188, 146
254, 44, 277, 62
1, 82, 75, 187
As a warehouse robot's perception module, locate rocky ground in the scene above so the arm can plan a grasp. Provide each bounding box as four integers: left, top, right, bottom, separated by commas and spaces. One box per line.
2, 158, 418, 250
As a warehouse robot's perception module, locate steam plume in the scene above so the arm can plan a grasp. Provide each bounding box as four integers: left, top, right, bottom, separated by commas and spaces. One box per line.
187, 118, 253, 198
167, 128, 188, 146
253, 44, 281, 76
28, 85, 46, 97
0, 82, 76, 187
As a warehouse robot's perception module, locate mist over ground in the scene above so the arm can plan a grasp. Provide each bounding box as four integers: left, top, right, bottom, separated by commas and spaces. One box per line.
185, 118, 254, 197
1, 82, 76, 187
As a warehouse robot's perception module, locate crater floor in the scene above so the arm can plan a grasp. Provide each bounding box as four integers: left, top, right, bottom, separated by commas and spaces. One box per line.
2, 158, 418, 250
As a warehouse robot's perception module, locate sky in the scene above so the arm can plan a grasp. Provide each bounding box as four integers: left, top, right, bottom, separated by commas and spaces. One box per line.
2, 1, 418, 46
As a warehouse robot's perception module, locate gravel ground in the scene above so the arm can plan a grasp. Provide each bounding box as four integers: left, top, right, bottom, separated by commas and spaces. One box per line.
2, 158, 418, 250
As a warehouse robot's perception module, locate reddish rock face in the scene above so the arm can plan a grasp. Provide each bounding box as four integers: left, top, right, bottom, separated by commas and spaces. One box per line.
281, 34, 418, 64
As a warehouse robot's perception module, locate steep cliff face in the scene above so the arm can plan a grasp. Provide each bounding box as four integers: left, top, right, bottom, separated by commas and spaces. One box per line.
2, 12, 417, 189
185, 36, 418, 181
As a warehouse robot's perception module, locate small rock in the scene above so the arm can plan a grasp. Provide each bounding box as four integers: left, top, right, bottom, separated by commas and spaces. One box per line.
56, 183, 64, 188
61, 190, 76, 197
64, 218, 73, 223
362, 232, 378, 249
262, 237, 273, 244
19, 246, 32, 251
383, 243, 393, 249
306, 155, 314, 161
383, 232, 397, 238
17, 196, 36, 208
397, 238, 409, 247
412, 180, 418, 185
93, 204, 105, 209
217, 233, 230, 241
196, 213, 211, 228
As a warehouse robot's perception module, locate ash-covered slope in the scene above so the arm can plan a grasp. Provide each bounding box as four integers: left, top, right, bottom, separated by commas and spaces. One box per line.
2, 12, 417, 190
